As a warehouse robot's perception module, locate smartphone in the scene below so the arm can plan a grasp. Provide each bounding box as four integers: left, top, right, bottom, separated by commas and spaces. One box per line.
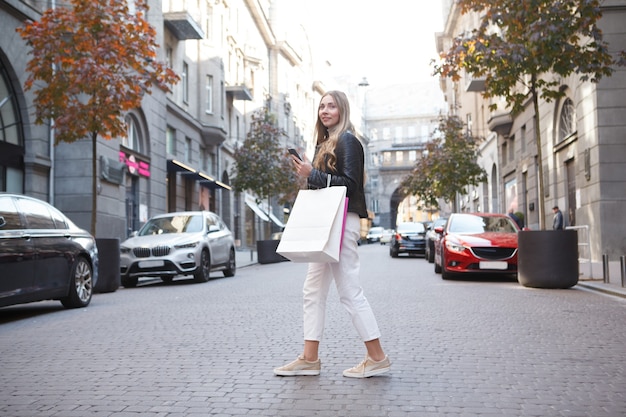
288, 148, 302, 161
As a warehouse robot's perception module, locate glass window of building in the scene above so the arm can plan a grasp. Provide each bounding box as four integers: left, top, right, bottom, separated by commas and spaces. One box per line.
123, 114, 143, 152
0, 63, 24, 193
206, 75, 213, 114
182, 62, 189, 103
166, 126, 176, 155
185, 137, 192, 162
558, 98, 576, 143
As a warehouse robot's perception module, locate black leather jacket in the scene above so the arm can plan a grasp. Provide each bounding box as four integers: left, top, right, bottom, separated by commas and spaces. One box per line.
307, 131, 368, 218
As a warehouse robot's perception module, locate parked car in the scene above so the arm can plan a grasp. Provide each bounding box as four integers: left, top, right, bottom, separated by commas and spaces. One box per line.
366, 226, 384, 243
425, 217, 448, 263
120, 211, 236, 287
379, 229, 394, 245
389, 222, 427, 257
433, 212, 519, 280
0, 193, 98, 309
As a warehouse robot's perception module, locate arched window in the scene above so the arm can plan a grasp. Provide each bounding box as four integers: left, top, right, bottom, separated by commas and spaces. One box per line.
123, 114, 143, 153
0, 62, 24, 192
558, 98, 576, 143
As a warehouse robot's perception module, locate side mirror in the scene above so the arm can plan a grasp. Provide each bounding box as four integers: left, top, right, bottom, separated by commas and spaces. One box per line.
434, 226, 444, 234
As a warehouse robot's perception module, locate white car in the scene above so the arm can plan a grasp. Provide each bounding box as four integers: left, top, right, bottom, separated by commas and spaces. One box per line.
120, 211, 236, 287
366, 226, 384, 243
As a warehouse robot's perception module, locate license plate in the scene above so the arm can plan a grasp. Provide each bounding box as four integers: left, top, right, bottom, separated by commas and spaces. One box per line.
139, 260, 164, 268
479, 261, 508, 270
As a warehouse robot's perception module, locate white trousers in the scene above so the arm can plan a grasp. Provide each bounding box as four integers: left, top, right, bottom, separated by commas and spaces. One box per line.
302, 212, 382, 342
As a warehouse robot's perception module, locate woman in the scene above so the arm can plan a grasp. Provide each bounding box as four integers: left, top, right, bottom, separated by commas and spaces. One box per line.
274, 90, 390, 378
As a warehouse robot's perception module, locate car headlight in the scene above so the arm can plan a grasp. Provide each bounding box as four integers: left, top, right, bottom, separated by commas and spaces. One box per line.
445, 240, 466, 253
174, 241, 199, 249
120, 246, 131, 254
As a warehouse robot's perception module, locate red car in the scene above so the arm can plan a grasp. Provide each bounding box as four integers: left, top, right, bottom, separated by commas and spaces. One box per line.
433, 213, 519, 280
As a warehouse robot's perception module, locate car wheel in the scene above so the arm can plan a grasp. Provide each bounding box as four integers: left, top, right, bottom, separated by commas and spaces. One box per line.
427, 242, 435, 263
60, 257, 93, 308
434, 256, 442, 273
223, 248, 236, 277
390, 247, 398, 258
121, 276, 138, 288
194, 249, 211, 282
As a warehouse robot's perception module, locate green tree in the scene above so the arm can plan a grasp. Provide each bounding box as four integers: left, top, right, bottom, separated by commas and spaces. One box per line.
230, 107, 302, 237
433, 0, 624, 229
17, 0, 179, 235
402, 115, 487, 210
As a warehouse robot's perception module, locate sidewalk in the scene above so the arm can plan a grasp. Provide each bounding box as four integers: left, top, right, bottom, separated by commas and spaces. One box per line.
577, 259, 626, 299
235, 248, 258, 268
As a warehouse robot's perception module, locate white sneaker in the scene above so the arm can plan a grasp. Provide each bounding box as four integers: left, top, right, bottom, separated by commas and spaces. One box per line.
343, 355, 391, 378
274, 355, 321, 376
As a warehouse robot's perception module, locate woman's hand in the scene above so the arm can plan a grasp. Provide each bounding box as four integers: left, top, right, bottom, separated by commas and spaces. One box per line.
291, 154, 312, 178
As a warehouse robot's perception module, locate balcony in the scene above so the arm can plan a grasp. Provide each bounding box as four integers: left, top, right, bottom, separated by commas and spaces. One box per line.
465, 75, 486, 92
164, 12, 204, 40
487, 111, 513, 137
225, 85, 253, 101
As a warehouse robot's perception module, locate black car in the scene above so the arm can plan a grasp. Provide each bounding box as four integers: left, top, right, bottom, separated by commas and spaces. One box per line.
0, 193, 99, 309
389, 222, 427, 257
425, 217, 448, 263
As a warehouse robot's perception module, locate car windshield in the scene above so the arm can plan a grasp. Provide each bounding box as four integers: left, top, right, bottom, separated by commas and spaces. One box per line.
138, 215, 203, 235
448, 214, 517, 234
397, 222, 425, 233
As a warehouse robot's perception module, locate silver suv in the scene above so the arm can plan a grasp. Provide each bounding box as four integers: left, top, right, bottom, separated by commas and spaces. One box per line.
120, 211, 236, 287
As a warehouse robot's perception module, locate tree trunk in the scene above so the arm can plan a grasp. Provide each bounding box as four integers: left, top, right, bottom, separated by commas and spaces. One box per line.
531, 76, 546, 230
91, 132, 98, 236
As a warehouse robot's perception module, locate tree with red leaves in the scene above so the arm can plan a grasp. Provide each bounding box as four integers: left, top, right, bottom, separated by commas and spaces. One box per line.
17, 0, 179, 235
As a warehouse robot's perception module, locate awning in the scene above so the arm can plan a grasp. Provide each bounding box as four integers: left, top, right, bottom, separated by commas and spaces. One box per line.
167, 159, 231, 191
244, 194, 285, 227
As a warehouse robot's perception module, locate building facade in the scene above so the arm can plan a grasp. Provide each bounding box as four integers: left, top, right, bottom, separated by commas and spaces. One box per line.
435, 0, 626, 271
1, 0, 322, 249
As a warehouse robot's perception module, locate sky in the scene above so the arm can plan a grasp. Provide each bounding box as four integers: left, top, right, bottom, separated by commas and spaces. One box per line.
298, 0, 445, 88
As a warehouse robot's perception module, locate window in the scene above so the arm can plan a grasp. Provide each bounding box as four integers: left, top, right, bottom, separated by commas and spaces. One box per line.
185, 137, 192, 162
558, 98, 576, 143
395, 151, 403, 163
382, 127, 391, 140
206, 75, 213, 113
395, 126, 403, 140
182, 62, 189, 103
166, 47, 172, 68
17, 198, 56, 229
466, 113, 473, 136
205, 3, 213, 41
409, 150, 417, 162
508, 135, 515, 162
123, 114, 142, 152
166, 126, 176, 155
407, 126, 416, 140
0, 63, 24, 193
521, 125, 526, 154
0, 196, 23, 230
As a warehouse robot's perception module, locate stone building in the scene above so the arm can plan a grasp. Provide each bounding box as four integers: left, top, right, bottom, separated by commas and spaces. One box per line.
435, 0, 626, 273
0, 0, 322, 249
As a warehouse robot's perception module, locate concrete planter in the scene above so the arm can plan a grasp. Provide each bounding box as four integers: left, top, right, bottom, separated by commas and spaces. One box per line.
517, 230, 578, 289
256, 239, 288, 265
94, 238, 120, 293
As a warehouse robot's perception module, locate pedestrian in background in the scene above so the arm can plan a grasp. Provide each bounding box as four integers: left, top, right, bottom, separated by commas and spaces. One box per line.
553, 206, 564, 230
508, 208, 523, 229
274, 90, 391, 378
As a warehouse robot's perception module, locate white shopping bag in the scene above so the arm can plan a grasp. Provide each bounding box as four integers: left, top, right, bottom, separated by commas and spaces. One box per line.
276, 185, 348, 263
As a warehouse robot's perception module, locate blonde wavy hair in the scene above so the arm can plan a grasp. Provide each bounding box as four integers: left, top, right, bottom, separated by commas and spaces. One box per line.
313, 90, 355, 172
